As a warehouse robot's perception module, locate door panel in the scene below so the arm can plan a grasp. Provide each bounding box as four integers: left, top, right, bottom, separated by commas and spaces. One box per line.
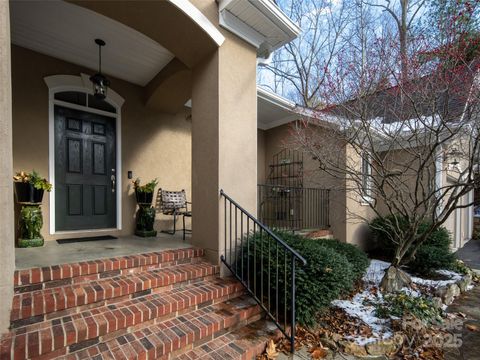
55, 105, 116, 231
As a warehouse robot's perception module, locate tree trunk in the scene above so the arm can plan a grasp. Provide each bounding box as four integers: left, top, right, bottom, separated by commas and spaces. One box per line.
400, 0, 409, 84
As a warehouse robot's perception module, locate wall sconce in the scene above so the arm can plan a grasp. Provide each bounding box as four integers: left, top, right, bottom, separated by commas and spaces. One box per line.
447, 147, 461, 166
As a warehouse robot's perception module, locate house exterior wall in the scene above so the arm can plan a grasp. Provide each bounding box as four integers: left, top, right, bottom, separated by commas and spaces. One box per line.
344, 144, 375, 247
191, 12, 257, 264
0, 0, 14, 333
257, 129, 266, 183
11, 45, 192, 241
259, 123, 352, 244
258, 123, 473, 249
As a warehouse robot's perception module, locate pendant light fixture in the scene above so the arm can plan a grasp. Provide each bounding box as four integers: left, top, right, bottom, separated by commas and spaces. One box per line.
90, 38, 110, 100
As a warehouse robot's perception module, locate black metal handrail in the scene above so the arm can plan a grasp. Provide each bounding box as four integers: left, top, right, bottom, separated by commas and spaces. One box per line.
258, 184, 330, 231
219, 189, 306, 353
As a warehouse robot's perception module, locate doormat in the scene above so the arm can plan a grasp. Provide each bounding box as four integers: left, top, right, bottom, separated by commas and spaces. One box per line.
56, 235, 117, 244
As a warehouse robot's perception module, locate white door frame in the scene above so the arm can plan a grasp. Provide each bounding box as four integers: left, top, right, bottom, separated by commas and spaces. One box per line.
44, 74, 124, 234
455, 206, 462, 249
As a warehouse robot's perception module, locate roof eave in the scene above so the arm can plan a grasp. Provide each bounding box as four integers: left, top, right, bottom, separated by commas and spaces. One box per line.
219, 0, 300, 57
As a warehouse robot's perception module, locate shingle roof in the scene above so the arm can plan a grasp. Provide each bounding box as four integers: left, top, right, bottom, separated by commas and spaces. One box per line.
322, 61, 480, 124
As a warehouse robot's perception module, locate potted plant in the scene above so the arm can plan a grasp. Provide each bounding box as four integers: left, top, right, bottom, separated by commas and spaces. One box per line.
133, 178, 158, 205
132, 178, 158, 237
13, 170, 52, 204
13, 170, 52, 248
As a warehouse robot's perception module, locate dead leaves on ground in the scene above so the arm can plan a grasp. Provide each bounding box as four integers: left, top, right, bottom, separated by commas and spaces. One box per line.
257, 340, 279, 360
265, 340, 279, 359
257, 308, 373, 359
466, 323, 479, 332
317, 307, 373, 339
309, 345, 329, 359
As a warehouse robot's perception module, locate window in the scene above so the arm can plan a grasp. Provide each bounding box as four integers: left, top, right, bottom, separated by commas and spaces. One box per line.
54, 91, 116, 114
361, 152, 372, 203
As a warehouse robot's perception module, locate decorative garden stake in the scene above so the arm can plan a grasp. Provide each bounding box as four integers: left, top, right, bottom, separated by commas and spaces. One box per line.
13, 171, 52, 248
133, 178, 158, 237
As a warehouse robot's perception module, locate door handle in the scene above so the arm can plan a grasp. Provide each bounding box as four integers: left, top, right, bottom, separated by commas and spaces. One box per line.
111, 174, 116, 193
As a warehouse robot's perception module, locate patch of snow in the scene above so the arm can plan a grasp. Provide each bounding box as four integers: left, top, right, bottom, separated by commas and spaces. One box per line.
332, 289, 392, 345
400, 287, 421, 297
466, 284, 474, 291
330, 260, 473, 346
363, 259, 390, 286
436, 269, 463, 281
411, 269, 462, 288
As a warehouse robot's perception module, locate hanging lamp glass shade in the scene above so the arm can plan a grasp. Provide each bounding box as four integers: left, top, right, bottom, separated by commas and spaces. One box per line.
90, 38, 110, 100
90, 73, 110, 100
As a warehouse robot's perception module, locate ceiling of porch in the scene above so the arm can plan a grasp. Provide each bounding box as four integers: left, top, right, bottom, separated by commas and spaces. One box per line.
10, 0, 175, 86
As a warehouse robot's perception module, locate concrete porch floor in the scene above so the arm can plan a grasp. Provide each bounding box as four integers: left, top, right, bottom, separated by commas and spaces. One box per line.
15, 233, 192, 270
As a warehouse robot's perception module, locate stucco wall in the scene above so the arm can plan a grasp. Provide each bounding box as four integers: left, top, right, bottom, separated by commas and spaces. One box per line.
11, 45, 192, 241
260, 123, 350, 243
374, 145, 473, 250
0, 0, 14, 333
344, 144, 375, 247
257, 129, 266, 183
191, 13, 258, 263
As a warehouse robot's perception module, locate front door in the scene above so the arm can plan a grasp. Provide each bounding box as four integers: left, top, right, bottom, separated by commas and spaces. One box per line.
54, 105, 116, 231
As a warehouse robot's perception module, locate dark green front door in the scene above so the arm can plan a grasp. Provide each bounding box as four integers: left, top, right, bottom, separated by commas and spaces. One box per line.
55, 105, 116, 231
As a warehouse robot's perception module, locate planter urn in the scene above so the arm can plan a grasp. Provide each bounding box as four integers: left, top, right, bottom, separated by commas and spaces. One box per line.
134, 190, 157, 237
14, 182, 45, 248
135, 190, 153, 206
15, 182, 44, 204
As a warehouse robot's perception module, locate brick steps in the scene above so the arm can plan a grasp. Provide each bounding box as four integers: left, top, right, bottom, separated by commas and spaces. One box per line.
14, 248, 204, 292
2, 247, 280, 360
178, 319, 280, 360
2, 278, 246, 360
61, 295, 262, 360
11, 262, 219, 326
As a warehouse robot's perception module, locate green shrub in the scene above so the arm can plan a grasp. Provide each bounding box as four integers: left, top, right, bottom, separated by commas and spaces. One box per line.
369, 215, 455, 275
318, 239, 370, 280
408, 245, 455, 276
236, 231, 362, 327
448, 259, 470, 275
375, 293, 443, 324
369, 215, 408, 259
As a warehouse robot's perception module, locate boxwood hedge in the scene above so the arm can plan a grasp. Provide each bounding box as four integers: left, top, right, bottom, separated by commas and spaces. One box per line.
235, 231, 369, 327
369, 215, 455, 275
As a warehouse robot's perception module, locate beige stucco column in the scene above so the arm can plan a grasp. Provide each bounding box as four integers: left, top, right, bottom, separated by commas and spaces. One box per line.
191, 33, 257, 264
0, 0, 14, 333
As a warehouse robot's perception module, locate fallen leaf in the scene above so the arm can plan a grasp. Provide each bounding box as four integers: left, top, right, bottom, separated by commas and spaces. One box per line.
466, 324, 479, 332
265, 340, 279, 359
310, 346, 328, 359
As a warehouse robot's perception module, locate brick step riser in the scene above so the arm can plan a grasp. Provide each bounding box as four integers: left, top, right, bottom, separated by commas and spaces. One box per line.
11, 275, 219, 330
8, 285, 248, 360
179, 320, 284, 360
14, 248, 204, 288
14, 257, 205, 295
62, 299, 263, 360
165, 312, 265, 360
10, 265, 219, 327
